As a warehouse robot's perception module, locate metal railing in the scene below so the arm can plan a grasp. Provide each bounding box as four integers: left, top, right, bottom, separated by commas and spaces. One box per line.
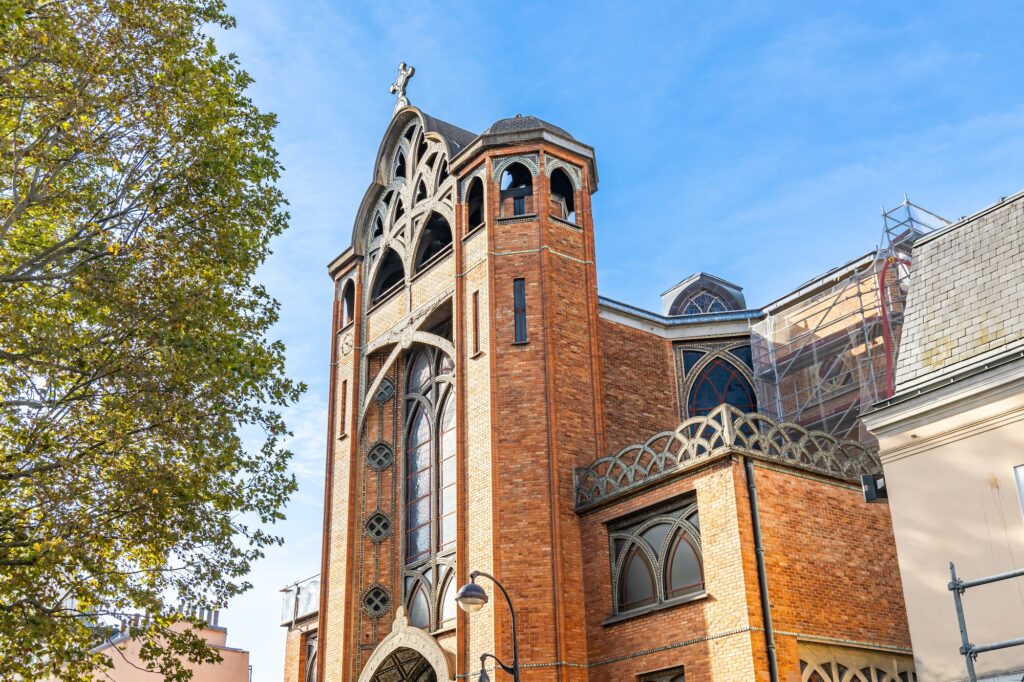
948, 561, 1024, 681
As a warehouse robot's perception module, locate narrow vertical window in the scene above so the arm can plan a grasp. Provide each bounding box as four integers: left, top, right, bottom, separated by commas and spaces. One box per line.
513, 278, 527, 344
438, 394, 456, 551
471, 290, 480, 355
339, 380, 347, 436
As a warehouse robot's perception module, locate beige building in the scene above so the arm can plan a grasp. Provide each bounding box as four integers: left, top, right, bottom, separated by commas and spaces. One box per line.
864, 189, 1024, 681
86, 616, 250, 682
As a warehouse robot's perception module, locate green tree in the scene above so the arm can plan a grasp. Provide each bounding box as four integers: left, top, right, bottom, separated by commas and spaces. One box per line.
0, 1, 302, 679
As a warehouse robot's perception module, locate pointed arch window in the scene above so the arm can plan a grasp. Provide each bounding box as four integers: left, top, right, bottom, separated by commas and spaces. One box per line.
610, 503, 703, 616
466, 177, 485, 232
687, 357, 756, 416
370, 249, 405, 304
403, 345, 457, 631
394, 149, 407, 179
549, 168, 576, 223
414, 213, 452, 273
681, 289, 729, 315
339, 280, 355, 328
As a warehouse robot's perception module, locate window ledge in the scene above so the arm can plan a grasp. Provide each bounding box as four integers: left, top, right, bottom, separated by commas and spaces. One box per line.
602, 591, 709, 627
368, 284, 403, 312
470, 350, 484, 359
410, 247, 453, 283
463, 223, 486, 240
496, 213, 539, 224
551, 215, 581, 229
338, 320, 354, 334
512, 340, 529, 347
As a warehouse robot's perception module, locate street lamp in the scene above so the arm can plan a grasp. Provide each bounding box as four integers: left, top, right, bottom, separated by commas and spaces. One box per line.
455, 571, 520, 682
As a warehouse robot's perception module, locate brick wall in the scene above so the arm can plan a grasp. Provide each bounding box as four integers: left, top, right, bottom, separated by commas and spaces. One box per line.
579, 459, 756, 682
748, 463, 912, 680
598, 318, 680, 451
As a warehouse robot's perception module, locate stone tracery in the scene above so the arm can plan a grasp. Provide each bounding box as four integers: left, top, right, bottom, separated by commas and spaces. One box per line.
364, 118, 457, 304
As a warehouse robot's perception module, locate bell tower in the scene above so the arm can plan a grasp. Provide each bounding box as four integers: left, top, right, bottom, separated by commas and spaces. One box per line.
450, 115, 603, 681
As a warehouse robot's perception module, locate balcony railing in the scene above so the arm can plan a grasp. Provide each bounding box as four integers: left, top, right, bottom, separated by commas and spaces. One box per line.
280, 574, 320, 626
574, 404, 881, 510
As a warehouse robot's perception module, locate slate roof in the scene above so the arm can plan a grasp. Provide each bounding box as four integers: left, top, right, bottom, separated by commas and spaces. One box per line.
483, 114, 576, 140
420, 112, 476, 157
893, 189, 1024, 394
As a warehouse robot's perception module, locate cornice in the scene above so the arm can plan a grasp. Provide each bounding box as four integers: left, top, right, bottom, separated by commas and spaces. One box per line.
863, 354, 1024, 457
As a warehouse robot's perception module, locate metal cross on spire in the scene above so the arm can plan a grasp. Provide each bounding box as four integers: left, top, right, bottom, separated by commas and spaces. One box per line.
389, 62, 415, 116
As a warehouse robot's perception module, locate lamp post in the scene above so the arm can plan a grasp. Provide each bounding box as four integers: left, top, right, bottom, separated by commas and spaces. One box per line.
455, 571, 520, 682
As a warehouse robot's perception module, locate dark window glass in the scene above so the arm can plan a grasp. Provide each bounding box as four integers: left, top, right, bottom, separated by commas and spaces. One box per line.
394, 149, 406, 179
682, 290, 729, 315
472, 291, 480, 354
371, 249, 405, 303
641, 523, 671, 557
682, 350, 704, 375
467, 179, 484, 229
513, 196, 525, 215
513, 278, 527, 344
414, 213, 452, 272
611, 503, 702, 616
340, 281, 355, 327
620, 547, 657, 610
687, 358, 756, 416
667, 533, 703, 598
728, 345, 753, 369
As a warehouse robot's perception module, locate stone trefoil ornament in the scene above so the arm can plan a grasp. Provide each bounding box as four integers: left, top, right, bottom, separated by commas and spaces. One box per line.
389, 62, 415, 115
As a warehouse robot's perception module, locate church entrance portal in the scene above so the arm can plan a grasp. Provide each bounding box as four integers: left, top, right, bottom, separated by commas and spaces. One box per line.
368, 647, 437, 682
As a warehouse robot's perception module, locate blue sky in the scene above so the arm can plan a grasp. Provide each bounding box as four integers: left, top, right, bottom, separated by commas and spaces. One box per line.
211, 2, 1024, 679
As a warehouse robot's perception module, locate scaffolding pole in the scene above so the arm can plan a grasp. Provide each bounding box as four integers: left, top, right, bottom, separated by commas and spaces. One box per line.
751, 198, 950, 443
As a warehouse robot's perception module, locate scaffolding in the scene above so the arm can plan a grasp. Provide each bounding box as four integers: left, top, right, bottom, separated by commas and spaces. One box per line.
750, 198, 950, 444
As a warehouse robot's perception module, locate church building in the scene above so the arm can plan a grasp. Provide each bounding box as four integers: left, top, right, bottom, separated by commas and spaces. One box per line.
281, 67, 917, 682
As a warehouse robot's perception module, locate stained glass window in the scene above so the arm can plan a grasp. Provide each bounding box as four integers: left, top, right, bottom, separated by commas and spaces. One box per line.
728, 345, 753, 369
682, 350, 704, 375
687, 358, 756, 416
402, 345, 457, 632
610, 504, 703, 615
438, 395, 456, 551
681, 289, 729, 315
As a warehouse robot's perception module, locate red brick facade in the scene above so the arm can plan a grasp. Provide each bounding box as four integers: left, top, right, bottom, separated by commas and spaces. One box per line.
282, 108, 913, 682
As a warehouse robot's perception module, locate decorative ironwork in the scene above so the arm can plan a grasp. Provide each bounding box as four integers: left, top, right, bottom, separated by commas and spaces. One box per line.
574, 404, 881, 510
362, 586, 391, 619
365, 512, 393, 542
367, 442, 395, 471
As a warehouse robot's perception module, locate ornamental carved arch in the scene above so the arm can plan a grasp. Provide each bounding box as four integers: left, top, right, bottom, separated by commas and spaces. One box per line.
358, 327, 456, 434
357, 608, 454, 682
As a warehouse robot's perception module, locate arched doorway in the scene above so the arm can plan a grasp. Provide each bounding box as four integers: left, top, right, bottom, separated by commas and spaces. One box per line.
369, 648, 436, 682
357, 608, 453, 682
